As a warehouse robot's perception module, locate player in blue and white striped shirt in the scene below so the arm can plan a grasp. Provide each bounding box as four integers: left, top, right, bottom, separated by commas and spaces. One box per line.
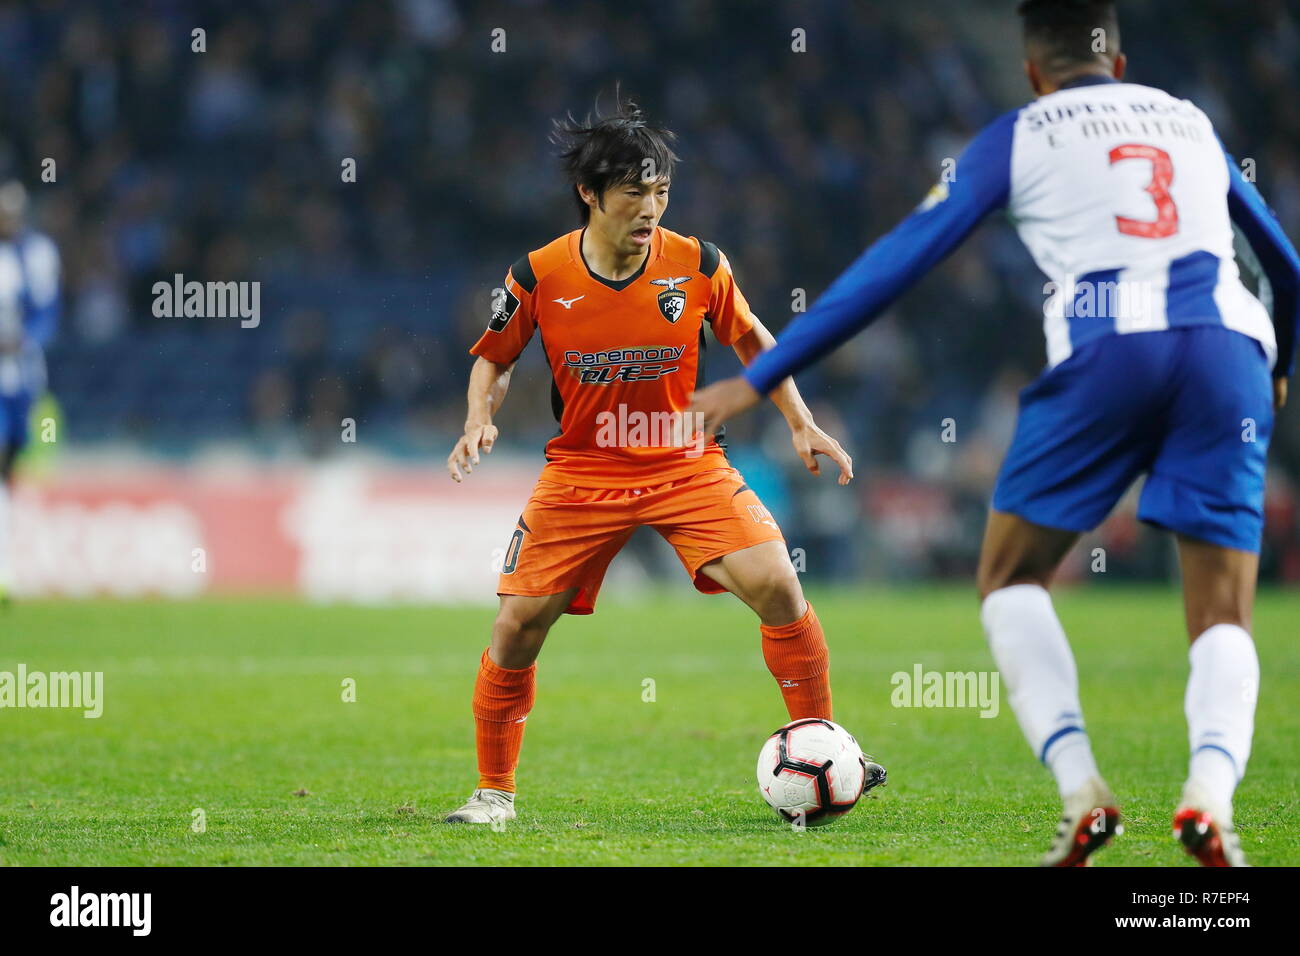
0, 181, 60, 606
691, 0, 1300, 866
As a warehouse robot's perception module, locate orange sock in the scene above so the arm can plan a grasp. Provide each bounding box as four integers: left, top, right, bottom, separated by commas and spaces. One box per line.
471, 648, 536, 793
761, 602, 832, 720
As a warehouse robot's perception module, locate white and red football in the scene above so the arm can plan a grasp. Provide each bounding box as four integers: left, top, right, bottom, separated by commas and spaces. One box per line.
756, 718, 879, 826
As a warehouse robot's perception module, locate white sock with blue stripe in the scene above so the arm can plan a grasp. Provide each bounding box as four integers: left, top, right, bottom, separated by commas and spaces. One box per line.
1185, 624, 1258, 809
981, 584, 1100, 799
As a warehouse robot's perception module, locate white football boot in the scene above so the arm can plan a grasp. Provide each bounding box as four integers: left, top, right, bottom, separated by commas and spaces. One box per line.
1173, 780, 1247, 867
444, 788, 517, 825
1040, 776, 1122, 867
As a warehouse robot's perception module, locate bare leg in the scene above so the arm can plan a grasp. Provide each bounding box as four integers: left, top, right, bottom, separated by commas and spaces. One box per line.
699, 541, 830, 719
976, 510, 1078, 598
697, 540, 805, 626
1176, 535, 1256, 641
489, 589, 578, 668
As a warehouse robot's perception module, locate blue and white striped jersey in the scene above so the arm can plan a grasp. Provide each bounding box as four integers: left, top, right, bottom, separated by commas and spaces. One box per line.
744, 76, 1300, 393
0, 230, 60, 397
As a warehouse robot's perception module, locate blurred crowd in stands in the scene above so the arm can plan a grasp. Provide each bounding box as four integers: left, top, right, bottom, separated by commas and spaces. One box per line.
2, 0, 1299, 579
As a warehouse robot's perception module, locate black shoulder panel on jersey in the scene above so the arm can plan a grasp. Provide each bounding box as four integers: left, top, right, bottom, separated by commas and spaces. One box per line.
698, 240, 721, 278
510, 253, 538, 293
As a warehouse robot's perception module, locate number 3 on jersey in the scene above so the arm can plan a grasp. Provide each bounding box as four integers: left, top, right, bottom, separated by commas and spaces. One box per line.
1110, 143, 1179, 239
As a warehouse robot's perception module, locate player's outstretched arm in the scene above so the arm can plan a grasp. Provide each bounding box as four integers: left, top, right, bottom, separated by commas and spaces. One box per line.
691, 109, 1017, 433
1222, 143, 1300, 408
745, 112, 1016, 398
447, 355, 513, 482
727, 317, 853, 485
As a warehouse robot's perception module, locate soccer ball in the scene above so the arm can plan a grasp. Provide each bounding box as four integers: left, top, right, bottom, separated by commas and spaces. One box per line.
756, 718, 876, 826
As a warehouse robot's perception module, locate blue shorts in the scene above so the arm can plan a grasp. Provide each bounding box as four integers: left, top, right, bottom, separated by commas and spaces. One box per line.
993, 327, 1273, 553
0, 392, 32, 449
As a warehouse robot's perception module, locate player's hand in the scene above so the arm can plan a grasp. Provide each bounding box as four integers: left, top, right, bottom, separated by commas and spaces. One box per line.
790, 421, 854, 485
688, 377, 762, 438
447, 422, 498, 482
1275, 376, 1288, 411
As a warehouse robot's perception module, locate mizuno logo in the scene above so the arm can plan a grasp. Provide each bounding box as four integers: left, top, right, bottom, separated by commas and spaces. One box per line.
553, 295, 585, 310
650, 276, 692, 292
747, 503, 778, 530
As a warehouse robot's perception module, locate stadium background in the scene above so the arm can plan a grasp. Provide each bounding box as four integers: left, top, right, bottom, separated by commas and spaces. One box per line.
3, 0, 1299, 600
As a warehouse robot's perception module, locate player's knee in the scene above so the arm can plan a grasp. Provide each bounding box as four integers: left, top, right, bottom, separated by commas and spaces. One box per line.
492, 609, 548, 644
976, 554, 1052, 601
491, 602, 554, 659
747, 563, 805, 625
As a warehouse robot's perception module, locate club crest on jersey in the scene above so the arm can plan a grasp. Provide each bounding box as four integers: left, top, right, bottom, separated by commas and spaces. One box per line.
918, 181, 949, 212
650, 275, 692, 323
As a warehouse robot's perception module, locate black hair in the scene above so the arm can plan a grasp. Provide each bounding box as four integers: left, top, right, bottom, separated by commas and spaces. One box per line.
1018, 0, 1120, 77
551, 94, 679, 223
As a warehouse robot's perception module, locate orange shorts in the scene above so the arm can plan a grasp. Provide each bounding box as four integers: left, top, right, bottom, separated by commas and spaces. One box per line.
497, 467, 785, 615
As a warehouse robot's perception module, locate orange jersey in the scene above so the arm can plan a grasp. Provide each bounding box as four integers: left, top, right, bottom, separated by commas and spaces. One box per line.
470, 227, 756, 488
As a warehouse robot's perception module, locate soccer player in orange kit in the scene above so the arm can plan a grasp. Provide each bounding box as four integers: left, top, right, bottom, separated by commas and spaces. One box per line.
444, 99, 877, 824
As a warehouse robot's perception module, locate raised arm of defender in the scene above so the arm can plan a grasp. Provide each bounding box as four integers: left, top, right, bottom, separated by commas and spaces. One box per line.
687, 110, 1017, 432
447, 355, 514, 482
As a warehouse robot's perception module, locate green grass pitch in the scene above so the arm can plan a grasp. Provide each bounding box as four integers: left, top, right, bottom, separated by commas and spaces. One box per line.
1, 587, 1296, 866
